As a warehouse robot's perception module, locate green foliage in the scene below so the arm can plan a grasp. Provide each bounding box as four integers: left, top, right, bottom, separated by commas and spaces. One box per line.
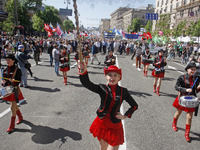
127, 25, 131, 33
144, 21, 152, 32
2, 14, 15, 32
130, 18, 141, 32
41, 6, 62, 26
63, 20, 75, 32
172, 20, 186, 37
193, 19, 200, 37
32, 14, 44, 32
155, 14, 170, 31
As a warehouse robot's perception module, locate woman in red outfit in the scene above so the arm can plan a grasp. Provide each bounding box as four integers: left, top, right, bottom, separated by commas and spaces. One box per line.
2, 54, 24, 133
172, 62, 200, 142
79, 63, 138, 150
59, 46, 70, 85
152, 49, 167, 96
142, 46, 152, 77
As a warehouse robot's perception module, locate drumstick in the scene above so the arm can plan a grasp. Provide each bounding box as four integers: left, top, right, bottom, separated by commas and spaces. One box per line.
188, 77, 198, 95
0, 77, 20, 82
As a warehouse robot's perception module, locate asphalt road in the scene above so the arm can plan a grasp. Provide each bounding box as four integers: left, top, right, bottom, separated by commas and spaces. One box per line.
0, 52, 200, 150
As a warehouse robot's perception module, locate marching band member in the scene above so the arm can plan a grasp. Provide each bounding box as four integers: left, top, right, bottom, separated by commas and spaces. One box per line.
152, 49, 167, 96
59, 46, 70, 85
172, 62, 200, 142
104, 49, 116, 68
79, 63, 138, 150
83, 43, 90, 67
142, 46, 151, 77
2, 54, 24, 133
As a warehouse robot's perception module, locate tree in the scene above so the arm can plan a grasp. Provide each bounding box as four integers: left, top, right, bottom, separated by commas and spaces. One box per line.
144, 20, 152, 32
40, 6, 62, 26
63, 19, 75, 32
2, 15, 15, 32
192, 19, 200, 37
32, 14, 44, 32
172, 20, 186, 37
130, 18, 141, 32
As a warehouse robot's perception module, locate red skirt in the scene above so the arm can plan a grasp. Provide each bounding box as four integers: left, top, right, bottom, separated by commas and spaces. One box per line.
3, 87, 24, 102
173, 96, 195, 112
142, 62, 150, 65
60, 67, 70, 72
152, 69, 164, 78
89, 114, 124, 146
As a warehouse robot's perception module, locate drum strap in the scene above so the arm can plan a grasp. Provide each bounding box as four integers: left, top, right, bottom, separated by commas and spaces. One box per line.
12, 67, 18, 80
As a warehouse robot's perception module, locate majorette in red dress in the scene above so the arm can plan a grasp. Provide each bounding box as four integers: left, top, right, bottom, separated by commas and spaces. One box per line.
173, 74, 198, 112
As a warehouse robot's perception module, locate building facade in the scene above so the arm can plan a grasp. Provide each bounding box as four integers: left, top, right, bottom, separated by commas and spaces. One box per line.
153, 0, 200, 31
99, 19, 110, 34
110, 5, 154, 32
110, 7, 131, 30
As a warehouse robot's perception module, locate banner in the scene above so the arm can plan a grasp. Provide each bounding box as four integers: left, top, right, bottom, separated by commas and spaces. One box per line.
62, 34, 75, 40
124, 34, 139, 39
104, 32, 116, 38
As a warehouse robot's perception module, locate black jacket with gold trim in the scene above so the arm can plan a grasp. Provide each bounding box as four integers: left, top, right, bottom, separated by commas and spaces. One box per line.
80, 72, 138, 123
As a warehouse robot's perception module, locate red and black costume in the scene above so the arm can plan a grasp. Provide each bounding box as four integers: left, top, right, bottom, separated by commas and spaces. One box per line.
59, 51, 70, 72
80, 72, 138, 146
151, 55, 167, 78
2, 65, 24, 102
173, 74, 199, 112
141, 50, 151, 65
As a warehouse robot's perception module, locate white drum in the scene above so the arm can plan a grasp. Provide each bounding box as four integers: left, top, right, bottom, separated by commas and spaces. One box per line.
179, 95, 199, 108
0, 86, 14, 99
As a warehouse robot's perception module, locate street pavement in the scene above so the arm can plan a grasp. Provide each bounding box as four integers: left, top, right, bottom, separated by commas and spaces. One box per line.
0, 52, 200, 150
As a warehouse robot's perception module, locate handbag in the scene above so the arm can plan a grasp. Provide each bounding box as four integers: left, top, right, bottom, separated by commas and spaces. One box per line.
17, 52, 31, 69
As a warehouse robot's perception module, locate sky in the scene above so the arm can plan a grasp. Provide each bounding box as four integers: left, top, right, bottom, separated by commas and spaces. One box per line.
42, 0, 155, 28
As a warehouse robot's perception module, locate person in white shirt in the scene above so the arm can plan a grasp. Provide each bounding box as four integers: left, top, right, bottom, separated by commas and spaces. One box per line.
52, 44, 60, 76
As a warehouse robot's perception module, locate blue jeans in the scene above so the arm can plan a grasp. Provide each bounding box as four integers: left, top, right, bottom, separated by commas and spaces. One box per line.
50, 55, 53, 66
20, 67, 28, 86
54, 60, 59, 75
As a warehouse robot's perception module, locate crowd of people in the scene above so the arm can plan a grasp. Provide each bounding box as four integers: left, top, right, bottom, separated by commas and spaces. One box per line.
1, 34, 200, 149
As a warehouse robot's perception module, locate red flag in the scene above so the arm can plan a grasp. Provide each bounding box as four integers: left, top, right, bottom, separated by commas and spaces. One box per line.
48, 31, 53, 37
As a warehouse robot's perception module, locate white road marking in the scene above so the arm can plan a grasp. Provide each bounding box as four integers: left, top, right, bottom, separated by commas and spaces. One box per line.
168, 65, 184, 74
173, 62, 185, 68
115, 55, 127, 150
0, 99, 26, 118
132, 63, 136, 66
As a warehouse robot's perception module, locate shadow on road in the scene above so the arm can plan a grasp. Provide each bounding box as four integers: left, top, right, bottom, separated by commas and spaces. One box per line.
128, 90, 152, 98
67, 82, 83, 87
67, 75, 79, 79
176, 127, 200, 142
27, 76, 54, 82
88, 71, 104, 75
15, 120, 82, 147
159, 92, 177, 98
89, 66, 104, 69
28, 86, 60, 93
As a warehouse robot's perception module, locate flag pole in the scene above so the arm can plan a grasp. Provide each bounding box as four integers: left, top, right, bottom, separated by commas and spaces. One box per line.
73, 0, 83, 73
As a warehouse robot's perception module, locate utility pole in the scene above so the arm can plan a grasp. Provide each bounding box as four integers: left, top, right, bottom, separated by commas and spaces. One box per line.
14, 0, 18, 25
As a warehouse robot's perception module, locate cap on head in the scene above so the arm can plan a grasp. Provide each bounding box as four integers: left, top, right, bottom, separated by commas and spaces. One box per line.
185, 62, 196, 71
18, 45, 24, 50
104, 65, 122, 80
5, 54, 16, 60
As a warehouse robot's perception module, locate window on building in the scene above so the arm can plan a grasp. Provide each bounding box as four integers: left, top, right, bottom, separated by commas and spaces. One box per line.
157, 1, 159, 7
161, 0, 164, 6
170, 4, 173, 12
165, 6, 168, 12
184, 0, 188, 5
176, 2, 179, 8
180, 10, 184, 17
166, 0, 168, 4
160, 8, 163, 14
